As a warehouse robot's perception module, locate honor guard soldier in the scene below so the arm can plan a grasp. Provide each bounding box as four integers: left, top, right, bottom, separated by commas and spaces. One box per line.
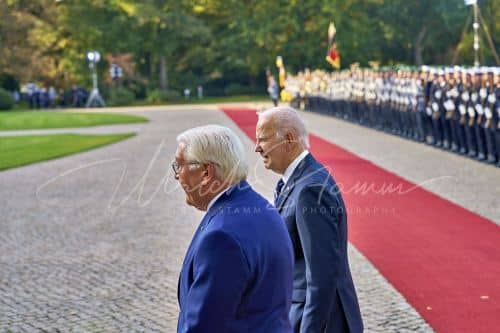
492, 68, 500, 166
374, 71, 384, 130
462, 70, 475, 156
429, 69, 445, 147
443, 68, 458, 151
366, 71, 377, 127
483, 68, 497, 163
414, 69, 427, 142
440, 68, 453, 150
473, 69, 487, 160
451, 67, 466, 153
457, 69, 468, 154
381, 70, 392, 132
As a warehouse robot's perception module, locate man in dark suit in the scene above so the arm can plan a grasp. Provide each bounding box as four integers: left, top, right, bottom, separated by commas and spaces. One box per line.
174, 125, 294, 333
255, 107, 363, 333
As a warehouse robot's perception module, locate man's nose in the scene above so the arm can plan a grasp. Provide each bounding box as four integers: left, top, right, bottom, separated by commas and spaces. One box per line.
255, 143, 262, 153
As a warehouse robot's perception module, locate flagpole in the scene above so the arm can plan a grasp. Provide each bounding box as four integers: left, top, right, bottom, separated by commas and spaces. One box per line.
465, 0, 480, 67
473, 2, 479, 67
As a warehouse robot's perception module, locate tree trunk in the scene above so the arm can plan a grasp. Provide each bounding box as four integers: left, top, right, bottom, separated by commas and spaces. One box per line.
160, 56, 168, 91
414, 26, 427, 65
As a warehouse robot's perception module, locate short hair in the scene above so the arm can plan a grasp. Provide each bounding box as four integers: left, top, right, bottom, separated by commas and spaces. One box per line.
176, 125, 248, 184
257, 106, 309, 148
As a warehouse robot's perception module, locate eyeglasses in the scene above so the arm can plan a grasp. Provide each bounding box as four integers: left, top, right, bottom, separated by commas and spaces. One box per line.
172, 161, 201, 175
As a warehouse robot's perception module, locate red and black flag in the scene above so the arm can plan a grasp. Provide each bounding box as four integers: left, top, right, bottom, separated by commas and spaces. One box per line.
326, 21, 341, 69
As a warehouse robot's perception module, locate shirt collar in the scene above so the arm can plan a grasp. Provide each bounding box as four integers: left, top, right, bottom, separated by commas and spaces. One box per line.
282, 150, 309, 185
205, 184, 233, 213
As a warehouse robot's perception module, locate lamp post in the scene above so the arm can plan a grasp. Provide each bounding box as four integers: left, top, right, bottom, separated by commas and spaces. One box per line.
465, 0, 479, 67
86, 50, 105, 107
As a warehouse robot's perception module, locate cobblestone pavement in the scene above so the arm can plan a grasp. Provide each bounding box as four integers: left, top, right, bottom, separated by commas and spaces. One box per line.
3, 104, 484, 332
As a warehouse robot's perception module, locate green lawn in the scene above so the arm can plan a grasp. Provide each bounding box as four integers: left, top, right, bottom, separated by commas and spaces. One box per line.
0, 133, 135, 171
0, 111, 148, 131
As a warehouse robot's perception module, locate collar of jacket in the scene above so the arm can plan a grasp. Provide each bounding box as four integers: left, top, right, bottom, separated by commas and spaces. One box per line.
276, 153, 316, 212
201, 180, 251, 229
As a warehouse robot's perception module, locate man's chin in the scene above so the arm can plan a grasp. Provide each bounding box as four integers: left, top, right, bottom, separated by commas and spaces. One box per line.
186, 197, 206, 211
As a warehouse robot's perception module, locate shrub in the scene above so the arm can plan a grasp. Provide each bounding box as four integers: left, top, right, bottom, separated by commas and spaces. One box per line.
0, 73, 19, 91
107, 87, 135, 106
146, 89, 181, 104
0, 88, 14, 111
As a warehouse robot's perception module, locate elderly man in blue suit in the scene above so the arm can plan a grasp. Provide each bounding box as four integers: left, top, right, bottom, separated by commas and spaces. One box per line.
174, 125, 294, 333
255, 107, 363, 333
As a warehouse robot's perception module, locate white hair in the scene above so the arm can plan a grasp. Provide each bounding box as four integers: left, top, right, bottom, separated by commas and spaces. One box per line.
176, 125, 248, 184
258, 106, 309, 148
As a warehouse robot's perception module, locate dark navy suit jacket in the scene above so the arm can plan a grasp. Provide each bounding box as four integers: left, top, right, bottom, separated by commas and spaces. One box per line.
276, 154, 363, 333
177, 180, 294, 333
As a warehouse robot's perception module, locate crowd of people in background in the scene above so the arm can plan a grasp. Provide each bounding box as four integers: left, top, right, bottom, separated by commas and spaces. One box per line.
18, 83, 89, 109
283, 66, 500, 167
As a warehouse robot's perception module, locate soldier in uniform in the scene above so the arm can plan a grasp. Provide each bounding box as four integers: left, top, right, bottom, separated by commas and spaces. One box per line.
429, 70, 445, 147
443, 68, 459, 151
399, 70, 409, 137
451, 67, 467, 154
366, 70, 377, 127
414, 69, 427, 142
302, 69, 312, 111
488, 68, 500, 166
346, 71, 356, 121
440, 68, 453, 150
389, 71, 400, 134
355, 70, 365, 124
407, 70, 418, 141
374, 70, 385, 130
380, 70, 391, 132
343, 71, 353, 120
473, 69, 487, 160
495, 68, 500, 167
423, 68, 434, 144
483, 68, 497, 164
464, 70, 478, 157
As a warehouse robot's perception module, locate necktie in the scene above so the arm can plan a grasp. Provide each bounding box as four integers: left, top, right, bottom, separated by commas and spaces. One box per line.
274, 179, 285, 206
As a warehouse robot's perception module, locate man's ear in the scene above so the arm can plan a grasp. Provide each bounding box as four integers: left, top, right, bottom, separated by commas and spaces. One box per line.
285, 132, 296, 150
200, 163, 215, 185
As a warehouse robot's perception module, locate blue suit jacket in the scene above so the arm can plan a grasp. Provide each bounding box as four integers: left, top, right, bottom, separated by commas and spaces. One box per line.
177, 180, 294, 333
276, 154, 363, 333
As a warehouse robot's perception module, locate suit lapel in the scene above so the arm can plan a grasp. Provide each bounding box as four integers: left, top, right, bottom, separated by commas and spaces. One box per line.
276, 154, 314, 213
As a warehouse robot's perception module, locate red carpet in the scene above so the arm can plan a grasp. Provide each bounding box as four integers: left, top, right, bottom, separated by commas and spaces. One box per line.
221, 107, 500, 333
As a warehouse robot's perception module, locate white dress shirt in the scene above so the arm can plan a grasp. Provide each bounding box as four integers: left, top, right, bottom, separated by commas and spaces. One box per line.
281, 150, 310, 186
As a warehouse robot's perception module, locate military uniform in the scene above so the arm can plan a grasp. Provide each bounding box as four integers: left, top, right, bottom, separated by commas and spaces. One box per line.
429, 72, 445, 147
297, 65, 499, 167
493, 72, 500, 167
444, 73, 459, 151
483, 71, 497, 163
472, 72, 487, 160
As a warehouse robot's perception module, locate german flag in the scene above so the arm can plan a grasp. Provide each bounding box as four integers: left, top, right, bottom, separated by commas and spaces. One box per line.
325, 21, 341, 69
